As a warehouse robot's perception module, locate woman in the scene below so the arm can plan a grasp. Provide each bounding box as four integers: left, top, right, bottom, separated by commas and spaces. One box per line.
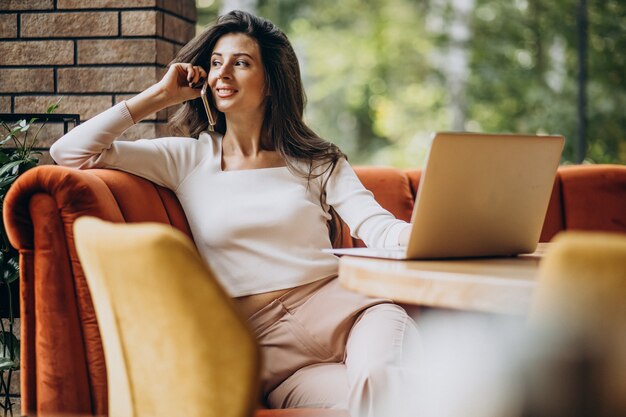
51, 10, 418, 417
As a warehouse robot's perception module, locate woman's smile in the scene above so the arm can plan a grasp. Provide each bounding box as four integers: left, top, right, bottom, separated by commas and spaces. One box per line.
215, 87, 238, 98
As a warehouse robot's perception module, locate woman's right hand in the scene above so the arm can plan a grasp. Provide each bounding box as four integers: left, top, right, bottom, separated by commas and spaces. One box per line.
126, 63, 208, 123
157, 63, 208, 105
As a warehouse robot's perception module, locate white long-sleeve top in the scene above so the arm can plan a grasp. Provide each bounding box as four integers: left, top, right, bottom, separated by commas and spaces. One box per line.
50, 102, 410, 296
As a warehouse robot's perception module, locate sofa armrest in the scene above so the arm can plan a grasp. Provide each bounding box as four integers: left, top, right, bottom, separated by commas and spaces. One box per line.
4, 165, 125, 250
4, 165, 128, 416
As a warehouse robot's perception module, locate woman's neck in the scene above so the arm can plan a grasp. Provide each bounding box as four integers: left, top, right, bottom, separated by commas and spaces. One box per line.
222, 111, 266, 157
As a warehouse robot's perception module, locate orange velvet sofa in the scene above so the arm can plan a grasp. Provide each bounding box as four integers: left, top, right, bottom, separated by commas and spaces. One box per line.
3, 163, 625, 417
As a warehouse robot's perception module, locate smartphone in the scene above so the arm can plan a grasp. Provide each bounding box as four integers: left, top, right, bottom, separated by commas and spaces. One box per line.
200, 80, 216, 131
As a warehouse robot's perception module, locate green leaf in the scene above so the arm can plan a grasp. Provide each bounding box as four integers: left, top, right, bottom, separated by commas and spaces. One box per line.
8, 153, 22, 162
0, 332, 18, 348
0, 332, 19, 365
17, 120, 30, 131
9, 126, 24, 136
0, 357, 14, 371
0, 161, 23, 177
2, 257, 18, 284
0, 135, 15, 146
0, 175, 18, 189
6, 255, 18, 269
0, 151, 10, 164
3, 271, 18, 285
46, 98, 62, 114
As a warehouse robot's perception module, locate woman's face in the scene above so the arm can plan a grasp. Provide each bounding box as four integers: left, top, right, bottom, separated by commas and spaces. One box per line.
208, 33, 267, 118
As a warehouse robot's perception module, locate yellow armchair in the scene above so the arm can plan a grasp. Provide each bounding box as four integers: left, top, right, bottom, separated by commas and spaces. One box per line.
528, 231, 626, 416
73, 217, 261, 417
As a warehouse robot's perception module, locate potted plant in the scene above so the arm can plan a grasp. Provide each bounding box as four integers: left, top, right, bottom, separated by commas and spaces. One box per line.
0, 100, 60, 415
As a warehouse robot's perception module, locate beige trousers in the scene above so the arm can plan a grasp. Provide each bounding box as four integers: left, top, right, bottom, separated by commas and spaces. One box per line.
248, 276, 420, 417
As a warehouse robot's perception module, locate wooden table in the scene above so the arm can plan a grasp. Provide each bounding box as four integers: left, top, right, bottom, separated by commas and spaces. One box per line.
338, 244, 548, 315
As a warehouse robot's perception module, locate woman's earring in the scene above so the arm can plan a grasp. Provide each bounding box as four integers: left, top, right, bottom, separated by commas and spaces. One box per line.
200, 80, 216, 131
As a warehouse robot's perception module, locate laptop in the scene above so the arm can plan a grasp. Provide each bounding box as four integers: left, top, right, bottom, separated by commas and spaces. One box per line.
324, 132, 564, 259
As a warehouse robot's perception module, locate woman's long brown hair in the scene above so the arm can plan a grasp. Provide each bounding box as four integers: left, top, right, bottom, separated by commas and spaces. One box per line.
168, 10, 346, 246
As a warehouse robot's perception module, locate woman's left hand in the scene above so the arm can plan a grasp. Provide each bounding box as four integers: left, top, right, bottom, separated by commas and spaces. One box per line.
157, 63, 209, 105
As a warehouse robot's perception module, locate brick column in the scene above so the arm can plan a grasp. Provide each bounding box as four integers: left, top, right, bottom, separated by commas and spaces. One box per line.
0, 0, 197, 163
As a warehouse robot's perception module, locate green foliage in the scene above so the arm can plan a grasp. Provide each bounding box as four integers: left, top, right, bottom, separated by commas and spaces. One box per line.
258, 0, 450, 166
196, 0, 221, 34
200, 1, 625, 166
467, 0, 626, 164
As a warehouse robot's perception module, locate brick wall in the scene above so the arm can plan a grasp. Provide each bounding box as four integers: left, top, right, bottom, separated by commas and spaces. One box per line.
0, 0, 197, 163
